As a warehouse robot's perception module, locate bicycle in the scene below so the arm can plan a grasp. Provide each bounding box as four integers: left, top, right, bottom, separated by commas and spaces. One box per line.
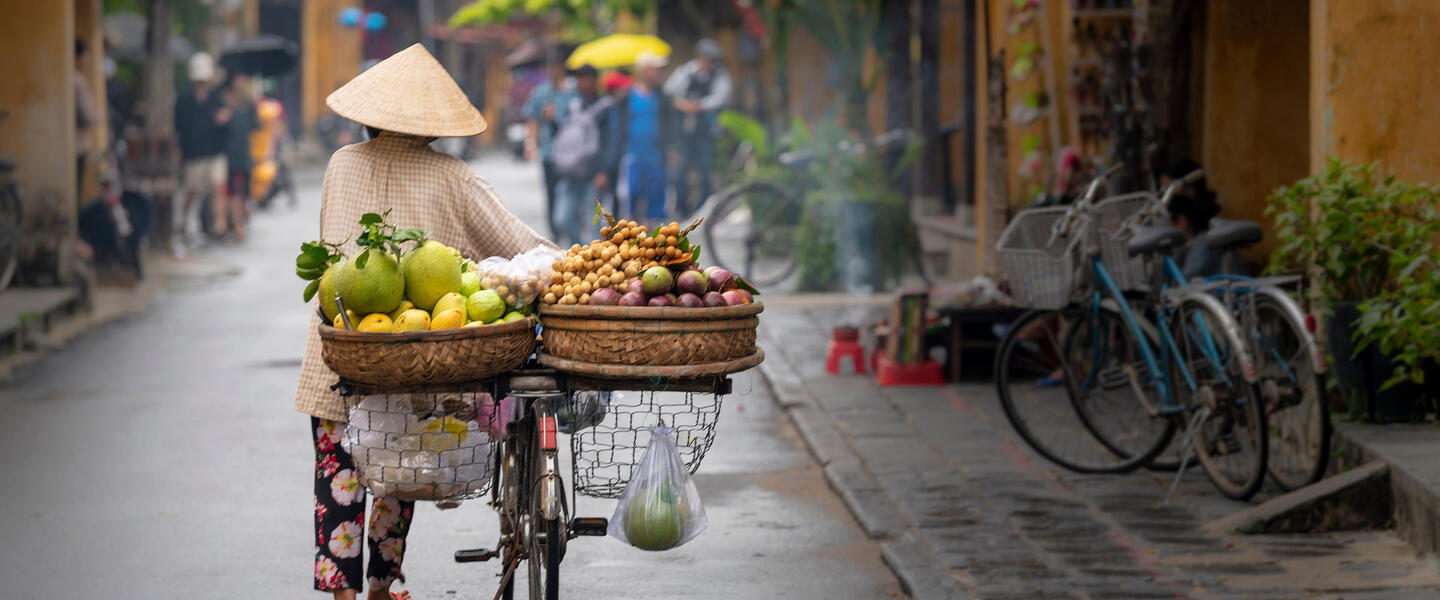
695, 128, 926, 289
338, 369, 732, 600
1092, 187, 1331, 491
0, 109, 21, 292
994, 169, 1269, 500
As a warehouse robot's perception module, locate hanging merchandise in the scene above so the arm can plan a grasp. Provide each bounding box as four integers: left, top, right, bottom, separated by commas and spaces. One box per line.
608, 424, 709, 551
1008, 0, 1042, 34
1010, 42, 1041, 81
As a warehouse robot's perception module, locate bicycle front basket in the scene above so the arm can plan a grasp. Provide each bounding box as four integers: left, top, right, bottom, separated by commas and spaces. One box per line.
1093, 192, 1160, 291
571, 391, 722, 499
996, 206, 1085, 310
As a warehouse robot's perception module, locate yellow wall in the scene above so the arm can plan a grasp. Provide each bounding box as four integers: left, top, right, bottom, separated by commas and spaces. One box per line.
0, 1, 76, 228
302, 0, 364, 133
1201, 0, 1310, 261
1310, 0, 1440, 181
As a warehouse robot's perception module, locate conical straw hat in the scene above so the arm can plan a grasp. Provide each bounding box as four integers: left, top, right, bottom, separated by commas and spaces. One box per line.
326, 43, 487, 137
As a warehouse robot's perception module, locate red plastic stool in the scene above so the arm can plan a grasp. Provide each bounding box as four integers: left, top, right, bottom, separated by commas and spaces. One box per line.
826, 326, 867, 375
875, 355, 946, 386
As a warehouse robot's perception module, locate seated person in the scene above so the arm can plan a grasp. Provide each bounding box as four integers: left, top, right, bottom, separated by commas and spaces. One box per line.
1160, 160, 1222, 279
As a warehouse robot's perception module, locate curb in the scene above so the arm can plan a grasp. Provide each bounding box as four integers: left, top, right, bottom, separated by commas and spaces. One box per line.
881, 532, 971, 600
758, 322, 963, 598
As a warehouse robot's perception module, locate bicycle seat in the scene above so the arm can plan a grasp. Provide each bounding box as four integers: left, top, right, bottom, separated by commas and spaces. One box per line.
1127, 225, 1187, 257
1203, 218, 1263, 251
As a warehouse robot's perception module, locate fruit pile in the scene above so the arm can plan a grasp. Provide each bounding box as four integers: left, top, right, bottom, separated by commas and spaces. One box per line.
540, 207, 757, 307
296, 212, 545, 333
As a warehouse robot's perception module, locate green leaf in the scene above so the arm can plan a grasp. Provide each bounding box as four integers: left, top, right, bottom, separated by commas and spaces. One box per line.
733, 275, 760, 295
302, 279, 321, 303
359, 213, 384, 226
593, 199, 603, 226
296, 266, 324, 280
355, 249, 370, 269
690, 244, 701, 263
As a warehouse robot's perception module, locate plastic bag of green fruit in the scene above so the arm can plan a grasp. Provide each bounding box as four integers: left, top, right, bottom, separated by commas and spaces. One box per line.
608, 424, 708, 551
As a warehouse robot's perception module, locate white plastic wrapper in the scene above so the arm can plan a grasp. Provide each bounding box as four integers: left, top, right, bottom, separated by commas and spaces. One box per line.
476, 246, 562, 308
608, 424, 708, 551
343, 394, 496, 501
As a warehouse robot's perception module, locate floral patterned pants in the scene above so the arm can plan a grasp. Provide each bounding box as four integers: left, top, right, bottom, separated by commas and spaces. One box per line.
313, 417, 416, 592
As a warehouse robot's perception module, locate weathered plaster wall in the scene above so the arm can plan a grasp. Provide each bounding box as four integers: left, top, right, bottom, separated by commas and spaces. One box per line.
302, 0, 364, 133
1311, 0, 1440, 182
0, 2, 77, 226
1201, 0, 1310, 261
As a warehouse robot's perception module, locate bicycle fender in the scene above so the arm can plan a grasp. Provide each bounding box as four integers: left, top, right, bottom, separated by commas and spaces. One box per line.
1171, 288, 1260, 383
1255, 287, 1328, 374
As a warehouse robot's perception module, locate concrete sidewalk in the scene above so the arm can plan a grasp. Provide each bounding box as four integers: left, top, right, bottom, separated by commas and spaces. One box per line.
759, 303, 1440, 600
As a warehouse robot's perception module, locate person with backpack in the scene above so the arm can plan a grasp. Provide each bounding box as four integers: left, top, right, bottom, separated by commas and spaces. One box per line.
617, 52, 678, 223
550, 64, 619, 246
664, 39, 732, 217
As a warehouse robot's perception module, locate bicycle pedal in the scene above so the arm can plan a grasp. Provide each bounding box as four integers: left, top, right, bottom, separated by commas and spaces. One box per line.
571, 517, 608, 536
454, 548, 498, 563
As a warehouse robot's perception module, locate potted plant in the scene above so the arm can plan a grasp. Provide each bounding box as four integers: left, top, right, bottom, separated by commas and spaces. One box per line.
1266, 159, 1440, 421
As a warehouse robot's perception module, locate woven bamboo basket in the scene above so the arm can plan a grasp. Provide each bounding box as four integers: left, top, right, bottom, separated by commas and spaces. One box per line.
318, 317, 536, 387
538, 302, 762, 366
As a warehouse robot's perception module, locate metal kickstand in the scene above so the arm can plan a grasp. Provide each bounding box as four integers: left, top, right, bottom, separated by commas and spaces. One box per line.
1165, 406, 1211, 505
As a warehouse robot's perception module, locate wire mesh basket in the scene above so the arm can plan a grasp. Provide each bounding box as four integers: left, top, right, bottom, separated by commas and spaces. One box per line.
342, 393, 497, 502
996, 206, 1087, 309
1093, 192, 1162, 290
570, 391, 723, 499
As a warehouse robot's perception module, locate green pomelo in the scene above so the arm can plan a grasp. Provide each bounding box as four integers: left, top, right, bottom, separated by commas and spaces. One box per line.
317, 259, 345, 322
467, 289, 506, 323
401, 240, 464, 311
624, 490, 683, 551
336, 250, 404, 315
501, 311, 526, 322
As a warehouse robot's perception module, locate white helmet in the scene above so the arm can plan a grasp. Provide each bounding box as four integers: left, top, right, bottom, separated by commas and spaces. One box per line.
188, 52, 216, 82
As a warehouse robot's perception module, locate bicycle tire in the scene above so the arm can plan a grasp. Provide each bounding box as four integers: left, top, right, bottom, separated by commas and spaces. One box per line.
0, 184, 21, 292
996, 308, 1174, 474
1170, 297, 1268, 500
1251, 293, 1330, 491
1062, 304, 1178, 470
700, 181, 799, 288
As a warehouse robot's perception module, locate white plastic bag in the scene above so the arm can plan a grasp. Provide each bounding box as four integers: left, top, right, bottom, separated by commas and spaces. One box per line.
608, 425, 708, 550
476, 246, 562, 308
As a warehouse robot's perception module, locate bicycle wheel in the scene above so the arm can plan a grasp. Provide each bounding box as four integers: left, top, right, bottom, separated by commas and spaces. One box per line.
526, 414, 562, 600
1170, 298, 1268, 500
1251, 293, 1330, 491
996, 308, 1174, 473
700, 181, 799, 288
1062, 304, 1178, 469
0, 184, 21, 292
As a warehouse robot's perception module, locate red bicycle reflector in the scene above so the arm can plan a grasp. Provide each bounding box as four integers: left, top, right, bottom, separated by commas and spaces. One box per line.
539, 416, 557, 450
1305, 313, 1317, 333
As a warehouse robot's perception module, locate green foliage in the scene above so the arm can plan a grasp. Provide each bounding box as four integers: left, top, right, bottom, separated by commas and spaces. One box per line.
1266, 158, 1440, 389
792, 118, 922, 291
450, 0, 657, 40
295, 211, 429, 301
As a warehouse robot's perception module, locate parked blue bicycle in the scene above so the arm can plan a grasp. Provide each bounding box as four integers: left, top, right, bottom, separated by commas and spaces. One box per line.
994, 169, 1269, 500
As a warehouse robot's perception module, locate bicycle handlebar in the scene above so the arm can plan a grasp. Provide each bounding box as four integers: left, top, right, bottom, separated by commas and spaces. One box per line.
1049, 163, 1123, 244
1116, 168, 1204, 233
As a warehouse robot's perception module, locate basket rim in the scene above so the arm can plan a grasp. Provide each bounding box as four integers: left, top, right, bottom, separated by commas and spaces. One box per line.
318, 315, 536, 343
536, 348, 765, 379
537, 301, 763, 320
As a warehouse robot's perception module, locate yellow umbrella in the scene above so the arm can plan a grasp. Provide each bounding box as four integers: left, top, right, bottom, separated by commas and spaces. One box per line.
566, 34, 671, 70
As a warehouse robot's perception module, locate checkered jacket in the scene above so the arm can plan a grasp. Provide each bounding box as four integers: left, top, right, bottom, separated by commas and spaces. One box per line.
295, 133, 553, 422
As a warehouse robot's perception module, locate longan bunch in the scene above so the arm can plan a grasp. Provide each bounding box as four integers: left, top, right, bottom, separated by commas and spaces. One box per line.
539, 219, 693, 305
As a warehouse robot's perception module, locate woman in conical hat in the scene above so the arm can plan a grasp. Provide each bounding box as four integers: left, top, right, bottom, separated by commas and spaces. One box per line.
293, 44, 554, 600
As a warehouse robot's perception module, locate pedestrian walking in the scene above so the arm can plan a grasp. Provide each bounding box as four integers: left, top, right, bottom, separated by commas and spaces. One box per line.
220, 73, 260, 241
522, 59, 577, 241
172, 52, 230, 257
617, 52, 676, 223
550, 65, 619, 246
295, 44, 553, 599
664, 39, 732, 217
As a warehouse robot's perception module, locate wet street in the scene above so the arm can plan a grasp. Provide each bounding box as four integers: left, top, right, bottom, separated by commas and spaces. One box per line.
0, 152, 900, 599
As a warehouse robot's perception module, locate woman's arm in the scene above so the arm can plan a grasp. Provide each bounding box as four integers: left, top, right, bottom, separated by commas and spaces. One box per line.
456, 174, 557, 261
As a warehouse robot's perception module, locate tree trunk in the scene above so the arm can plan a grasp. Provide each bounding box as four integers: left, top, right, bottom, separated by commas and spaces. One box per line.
982, 49, 1008, 279
142, 0, 175, 137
